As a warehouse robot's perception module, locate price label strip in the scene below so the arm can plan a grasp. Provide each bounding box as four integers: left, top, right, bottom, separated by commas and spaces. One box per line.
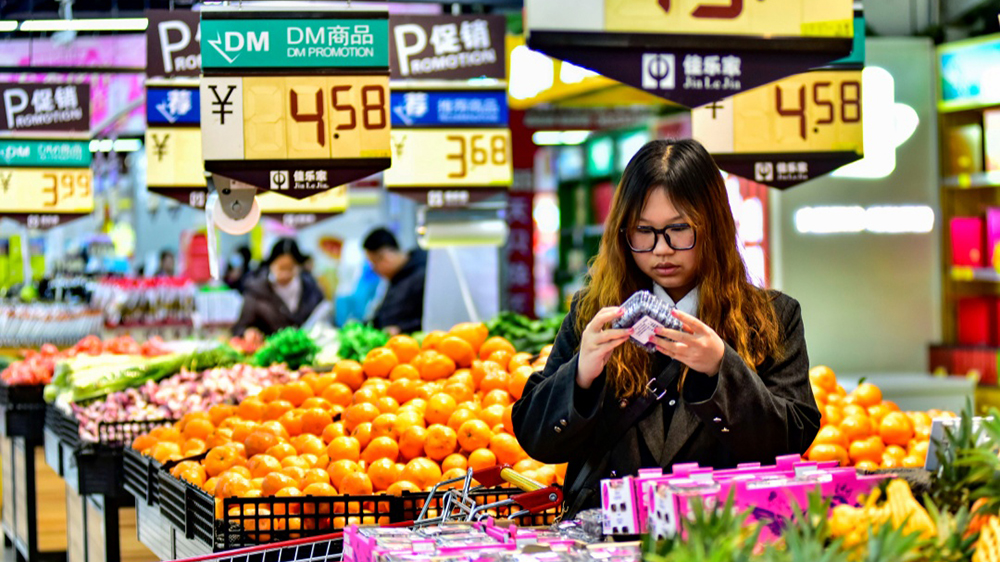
692, 68, 864, 189
0, 167, 94, 228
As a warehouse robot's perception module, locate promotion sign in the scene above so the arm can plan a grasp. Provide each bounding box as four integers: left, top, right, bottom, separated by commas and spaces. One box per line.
0, 140, 90, 167
384, 128, 512, 189
525, 0, 855, 108
693, 68, 864, 189
145, 83, 208, 208
200, 7, 391, 198
390, 90, 507, 127
389, 15, 506, 80
0, 83, 90, 133
147, 10, 202, 78
0, 167, 95, 228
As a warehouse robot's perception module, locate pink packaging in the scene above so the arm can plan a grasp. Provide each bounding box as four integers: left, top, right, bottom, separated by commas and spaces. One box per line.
951, 216, 985, 267
601, 476, 641, 535
987, 208, 1000, 269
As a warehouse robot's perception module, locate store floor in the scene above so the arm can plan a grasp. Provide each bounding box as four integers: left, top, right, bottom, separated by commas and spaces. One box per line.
1, 449, 157, 562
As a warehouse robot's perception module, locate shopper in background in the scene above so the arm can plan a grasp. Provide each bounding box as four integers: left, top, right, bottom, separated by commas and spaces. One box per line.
512, 139, 820, 516
232, 238, 324, 336
363, 227, 427, 336
155, 249, 176, 277
224, 246, 254, 293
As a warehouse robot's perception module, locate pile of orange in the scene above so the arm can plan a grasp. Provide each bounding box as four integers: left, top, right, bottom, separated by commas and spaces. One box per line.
133, 322, 565, 524
806, 366, 952, 470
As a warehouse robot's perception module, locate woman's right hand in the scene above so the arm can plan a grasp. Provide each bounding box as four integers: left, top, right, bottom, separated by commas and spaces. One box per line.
576, 307, 632, 389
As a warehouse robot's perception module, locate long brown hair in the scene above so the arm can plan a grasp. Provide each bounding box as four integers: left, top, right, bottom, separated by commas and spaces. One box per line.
576, 139, 782, 398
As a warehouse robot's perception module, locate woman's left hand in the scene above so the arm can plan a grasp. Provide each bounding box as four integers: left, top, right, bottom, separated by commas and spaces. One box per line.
651, 309, 725, 376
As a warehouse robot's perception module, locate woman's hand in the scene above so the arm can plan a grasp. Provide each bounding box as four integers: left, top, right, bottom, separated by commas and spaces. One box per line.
651, 309, 725, 376
577, 307, 632, 389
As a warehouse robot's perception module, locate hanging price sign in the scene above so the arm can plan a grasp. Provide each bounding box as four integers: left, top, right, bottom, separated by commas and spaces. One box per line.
145, 81, 208, 208
692, 67, 864, 189
0, 167, 94, 228
200, 7, 391, 197
525, 0, 856, 108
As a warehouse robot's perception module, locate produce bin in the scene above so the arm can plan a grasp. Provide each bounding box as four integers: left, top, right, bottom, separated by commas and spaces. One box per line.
0, 382, 47, 442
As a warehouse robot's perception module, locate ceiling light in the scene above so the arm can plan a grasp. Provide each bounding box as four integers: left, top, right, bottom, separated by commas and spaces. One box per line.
0, 21, 18, 32
90, 139, 142, 152
20, 18, 148, 32
532, 130, 591, 146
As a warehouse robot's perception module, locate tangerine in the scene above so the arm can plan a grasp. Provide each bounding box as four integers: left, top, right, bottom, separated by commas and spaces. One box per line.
327, 459, 363, 490
327, 436, 361, 462
293, 434, 326, 456
482, 389, 512, 409
214, 471, 253, 499
479, 405, 506, 429
489, 432, 525, 466
426, 393, 458, 426
807, 444, 849, 466
209, 404, 237, 427
205, 445, 242, 477
399, 426, 429, 461
386, 480, 422, 496
424, 424, 458, 461
376, 396, 400, 415
334, 360, 365, 391
853, 382, 882, 408
344, 403, 380, 432
281, 381, 315, 407
479, 367, 510, 394
262, 472, 298, 496
245, 430, 280, 458
448, 408, 479, 433
248, 454, 283, 478
420, 351, 456, 381
901, 455, 924, 468
386, 335, 420, 363
362, 436, 400, 464
367, 458, 403, 492
442, 453, 468, 472
848, 436, 884, 465
340, 471, 374, 495
879, 412, 914, 447
467, 448, 497, 471
508, 353, 534, 373
438, 336, 476, 368
321, 382, 354, 408
301, 409, 334, 436
401, 458, 442, 490
487, 350, 514, 371
421, 331, 447, 350
353, 386, 381, 406
812, 425, 849, 449
479, 337, 515, 361
278, 410, 305, 437
839, 415, 873, 442
238, 398, 266, 422
822, 405, 844, 427
448, 322, 489, 354
808, 366, 838, 393
352, 422, 373, 449
502, 405, 514, 435
264, 400, 295, 421
182, 418, 215, 442
855, 460, 880, 472
149, 442, 182, 464
458, 419, 493, 452
266, 442, 298, 461
363, 348, 399, 379
508, 367, 533, 400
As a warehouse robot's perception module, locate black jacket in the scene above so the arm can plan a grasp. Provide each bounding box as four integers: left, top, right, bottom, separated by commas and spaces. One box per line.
372, 249, 427, 334
511, 290, 820, 515
232, 271, 325, 336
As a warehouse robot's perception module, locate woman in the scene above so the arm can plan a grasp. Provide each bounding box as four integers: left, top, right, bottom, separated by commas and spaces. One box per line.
232, 238, 324, 336
512, 139, 820, 517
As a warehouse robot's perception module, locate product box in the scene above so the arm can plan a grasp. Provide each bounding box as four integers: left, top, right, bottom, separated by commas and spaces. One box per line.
601, 476, 640, 535
957, 297, 994, 346
951, 217, 985, 267
986, 208, 1000, 269
984, 110, 1000, 171
945, 123, 984, 176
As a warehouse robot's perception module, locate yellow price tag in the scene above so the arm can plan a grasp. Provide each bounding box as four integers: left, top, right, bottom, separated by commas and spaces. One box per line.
384, 129, 513, 188
951, 266, 975, 281
146, 127, 207, 187
0, 167, 94, 213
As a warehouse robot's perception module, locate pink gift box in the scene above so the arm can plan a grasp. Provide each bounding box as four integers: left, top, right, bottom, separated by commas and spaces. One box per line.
951, 216, 985, 267
987, 208, 1000, 269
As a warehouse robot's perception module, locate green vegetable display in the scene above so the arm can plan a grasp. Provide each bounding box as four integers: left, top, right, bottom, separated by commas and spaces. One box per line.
252, 328, 320, 370
336, 322, 390, 362
486, 312, 565, 355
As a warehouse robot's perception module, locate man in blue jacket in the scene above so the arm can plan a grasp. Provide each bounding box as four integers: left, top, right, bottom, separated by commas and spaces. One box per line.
363, 228, 427, 336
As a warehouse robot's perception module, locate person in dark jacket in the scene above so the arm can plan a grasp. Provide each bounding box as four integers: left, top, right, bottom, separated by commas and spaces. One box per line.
363, 228, 427, 335
232, 238, 324, 336
512, 139, 821, 517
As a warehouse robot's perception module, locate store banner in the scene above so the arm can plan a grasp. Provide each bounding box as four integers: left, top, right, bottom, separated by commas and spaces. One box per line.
390, 90, 507, 127
0, 140, 90, 168
147, 10, 202, 78
389, 14, 506, 80
199, 7, 391, 197
0, 83, 90, 133
525, 0, 855, 108
506, 190, 536, 317
0, 35, 145, 70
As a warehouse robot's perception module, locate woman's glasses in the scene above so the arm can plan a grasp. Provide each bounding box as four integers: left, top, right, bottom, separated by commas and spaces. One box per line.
621, 224, 696, 252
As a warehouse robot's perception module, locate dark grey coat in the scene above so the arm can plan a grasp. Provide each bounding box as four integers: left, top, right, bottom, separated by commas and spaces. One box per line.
511, 291, 821, 515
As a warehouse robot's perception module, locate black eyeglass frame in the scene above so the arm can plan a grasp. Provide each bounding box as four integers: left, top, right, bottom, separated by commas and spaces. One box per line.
620, 223, 697, 253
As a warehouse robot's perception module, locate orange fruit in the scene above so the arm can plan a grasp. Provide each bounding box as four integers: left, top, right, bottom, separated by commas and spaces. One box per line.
458, 419, 493, 453
209, 404, 237, 427
132, 434, 157, 452
443, 382, 474, 404
478, 405, 506, 429
263, 400, 295, 422
839, 415, 873, 442
182, 418, 215, 442
238, 398, 266, 422
508, 353, 533, 373
902, 455, 924, 468
321, 422, 347, 445
438, 336, 476, 368
321, 382, 354, 408
248, 454, 283, 478
376, 397, 400, 415
205, 445, 243, 477
266, 442, 297, 461
812, 425, 848, 450
439, 467, 469, 489
363, 348, 399, 379
404, 398, 429, 413
327, 436, 361, 462
387, 480, 422, 496
448, 408, 479, 433
386, 335, 420, 363
514, 459, 542, 473
467, 448, 498, 471
839, 404, 866, 420
280, 466, 308, 486
202, 478, 218, 494
177, 467, 207, 487
479, 367, 510, 395
501, 405, 514, 435
907, 411, 933, 429
915, 424, 932, 441
279, 410, 306, 437
244, 429, 280, 458
848, 436, 884, 465
352, 422, 373, 450
367, 458, 403, 492
344, 403, 380, 432
301, 409, 334, 436
807, 444, 848, 466
822, 405, 844, 427
884, 444, 907, 461
489, 432, 526, 466
508, 367, 533, 400
149, 442, 182, 464
302, 482, 337, 497
281, 381, 315, 407
389, 364, 420, 382
334, 360, 365, 391
442, 453, 468, 472
371, 414, 400, 441
261, 472, 298, 497
879, 412, 914, 447
214, 471, 253, 499
281, 456, 311, 471
482, 389, 512, 409
399, 426, 429, 461
425, 393, 458, 426
881, 453, 902, 469
909, 440, 929, 459
259, 420, 290, 440
424, 424, 458, 461
229, 421, 257, 445
420, 351, 456, 381
387, 379, 421, 405
867, 404, 893, 426
170, 460, 202, 478
812, 385, 828, 406
852, 382, 882, 408
293, 434, 326, 456
362, 436, 400, 464
299, 397, 331, 411
353, 386, 380, 406
401, 458, 443, 490
808, 366, 838, 393
340, 471, 374, 495
421, 331, 447, 350
479, 337, 516, 361
448, 322, 489, 353
327, 459, 363, 490
394, 410, 425, 436
855, 460, 880, 472
260, 384, 284, 403
487, 350, 514, 371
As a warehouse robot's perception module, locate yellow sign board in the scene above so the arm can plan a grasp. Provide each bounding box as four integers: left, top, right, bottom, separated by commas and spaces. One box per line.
692, 69, 863, 155
384, 129, 512, 188
604, 0, 852, 38
257, 186, 348, 214
0, 167, 94, 213
201, 75, 392, 162
146, 127, 207, 187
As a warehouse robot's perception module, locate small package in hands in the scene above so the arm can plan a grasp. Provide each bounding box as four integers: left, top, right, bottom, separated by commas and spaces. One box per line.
611, 290, 684, 352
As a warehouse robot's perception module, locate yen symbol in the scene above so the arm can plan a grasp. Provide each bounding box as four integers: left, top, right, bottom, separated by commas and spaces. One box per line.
0, 171, 10, 193
152, 133, 170, 162
209, 85, 237, 125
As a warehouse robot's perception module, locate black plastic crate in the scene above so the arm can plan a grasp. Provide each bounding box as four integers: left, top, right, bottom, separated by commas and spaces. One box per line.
123, 446, 160, 505
158, 458, 215, 546
46, 403, 174, 448
0, 382, 45, 408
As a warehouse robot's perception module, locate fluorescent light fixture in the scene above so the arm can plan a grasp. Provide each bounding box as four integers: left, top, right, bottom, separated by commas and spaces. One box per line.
90, 139, 142, 152
0, 21, 18, 32
508, 46, 554, 101
795, 205, 934, 234
20, 18, 148, 32
533, 197, 560, 235
532, 130, 591, 146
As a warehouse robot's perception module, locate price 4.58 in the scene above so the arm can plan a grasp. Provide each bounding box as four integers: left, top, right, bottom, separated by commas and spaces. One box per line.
42, 171, 91, 208
446, 133, 508, 179
776, 79, 861, 141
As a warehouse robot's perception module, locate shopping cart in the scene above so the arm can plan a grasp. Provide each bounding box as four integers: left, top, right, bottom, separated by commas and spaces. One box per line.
161, 465, 563, 562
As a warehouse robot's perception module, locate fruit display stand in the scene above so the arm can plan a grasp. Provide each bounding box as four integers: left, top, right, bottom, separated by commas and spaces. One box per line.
0, 381, 67, 562
44, 404, 172, 562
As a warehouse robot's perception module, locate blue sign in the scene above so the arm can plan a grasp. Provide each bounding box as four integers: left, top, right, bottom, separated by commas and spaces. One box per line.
146, 87, 200, 125
390, 90, 507, 127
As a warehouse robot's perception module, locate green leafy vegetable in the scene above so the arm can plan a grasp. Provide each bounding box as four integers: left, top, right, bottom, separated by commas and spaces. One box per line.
336, 322, 390, 362
252, 328, 320, 370
486, 312, 564, 355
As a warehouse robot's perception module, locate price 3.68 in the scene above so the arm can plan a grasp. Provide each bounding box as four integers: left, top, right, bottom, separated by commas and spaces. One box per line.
446, 133, 508, 179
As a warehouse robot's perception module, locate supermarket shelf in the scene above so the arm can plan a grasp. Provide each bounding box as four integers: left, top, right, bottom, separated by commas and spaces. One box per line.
942, 171, 1000, 189
950, 266, 1000, 282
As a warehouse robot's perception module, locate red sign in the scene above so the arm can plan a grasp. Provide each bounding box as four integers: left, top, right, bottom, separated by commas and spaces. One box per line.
507, 188, 535, 317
